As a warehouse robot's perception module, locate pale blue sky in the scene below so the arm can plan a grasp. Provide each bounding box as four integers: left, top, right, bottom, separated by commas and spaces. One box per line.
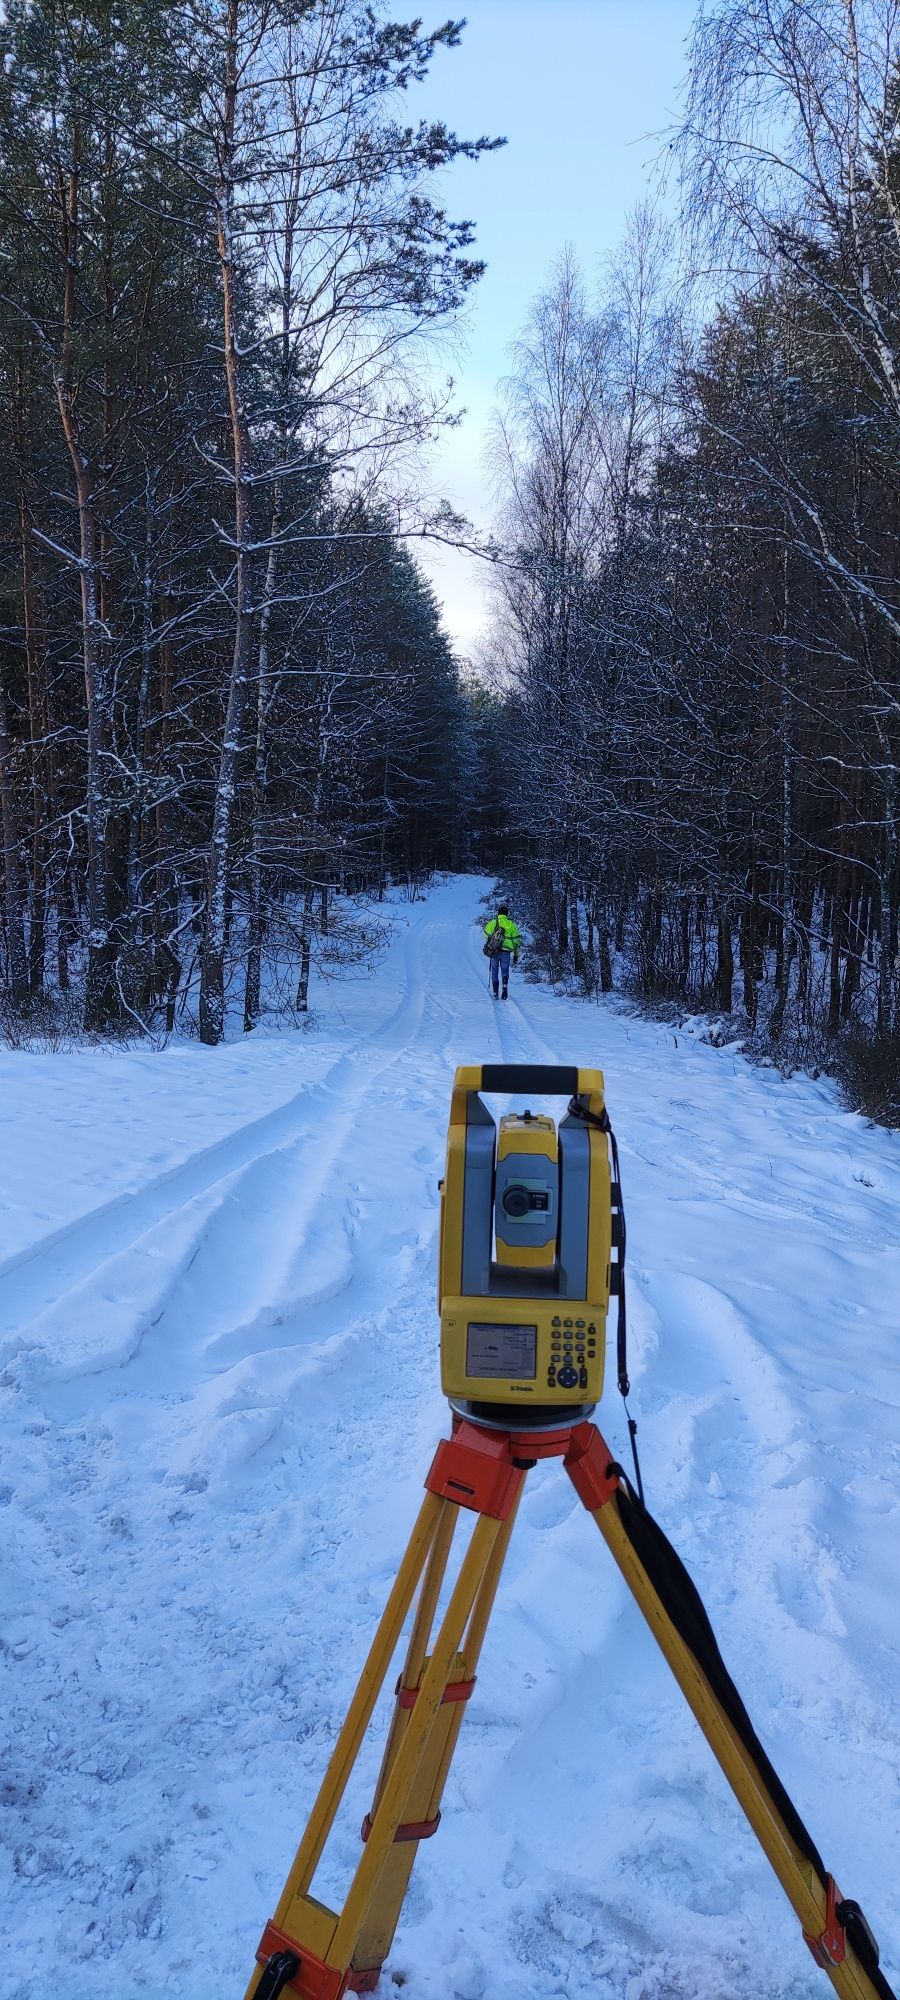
409, 0, 697, 655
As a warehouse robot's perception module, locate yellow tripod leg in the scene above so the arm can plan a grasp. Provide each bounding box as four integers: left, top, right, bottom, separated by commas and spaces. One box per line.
247, 1507, 506, 1999
245, 1491, 444, 2000
350, 1487, 523, 1987
246, 1422, 527, 2000
363, 1502, 461, 1832
566, 1427, 891, 2000
326, 1510, 505, 1975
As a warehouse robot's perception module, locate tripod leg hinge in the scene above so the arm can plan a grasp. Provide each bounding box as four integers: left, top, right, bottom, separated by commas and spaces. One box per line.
396, 1675, 476, 1709
360, 1809, 441, 1844
255, 1923, 346, 2000
803, 1876, 847, 1968
426, 1424, 523, 1519
564, 1424, 621, 1512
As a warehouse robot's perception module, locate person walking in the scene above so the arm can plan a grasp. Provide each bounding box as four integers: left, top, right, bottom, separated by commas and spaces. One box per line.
483, 904, 522, 1000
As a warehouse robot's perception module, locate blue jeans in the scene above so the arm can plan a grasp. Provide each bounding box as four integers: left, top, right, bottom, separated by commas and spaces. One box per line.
490, 949, 511, 993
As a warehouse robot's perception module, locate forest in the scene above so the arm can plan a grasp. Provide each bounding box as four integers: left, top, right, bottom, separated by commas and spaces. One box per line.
0, 0, 488, 1041
482, 1, 900, 1121
1, 0, 899, 1121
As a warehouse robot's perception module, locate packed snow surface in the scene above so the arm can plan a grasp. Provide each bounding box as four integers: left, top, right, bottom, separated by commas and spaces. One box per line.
1, 875, 898, 2000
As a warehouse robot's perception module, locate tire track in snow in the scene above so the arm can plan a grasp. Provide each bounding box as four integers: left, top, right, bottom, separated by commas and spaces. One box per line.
0, 907, 441, 1387
24, 906, 458, 1445
443, 950, 898, 1999
0, 896, 460, 1996
3, 878, 897, 2000
0, 910, 431, 1357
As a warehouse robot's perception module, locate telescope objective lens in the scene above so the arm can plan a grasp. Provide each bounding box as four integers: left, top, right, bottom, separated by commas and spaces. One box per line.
501, 1185, 531, 1218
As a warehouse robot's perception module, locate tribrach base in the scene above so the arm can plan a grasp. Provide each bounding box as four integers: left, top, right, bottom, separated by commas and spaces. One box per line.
244, 1418, 893, 2000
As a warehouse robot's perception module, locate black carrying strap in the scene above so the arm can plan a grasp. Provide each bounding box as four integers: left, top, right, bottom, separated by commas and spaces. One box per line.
566, 1096, 627, 1389
567, 1095, 643, 1505
564, 1097, 893, 1995
612, 1475, 894, 1999
255, 1950, 301, 2000
606, 1113, 628, 1396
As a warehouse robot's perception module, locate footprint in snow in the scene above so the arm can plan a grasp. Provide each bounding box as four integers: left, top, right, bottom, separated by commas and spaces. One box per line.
776, 1549, 848, 1638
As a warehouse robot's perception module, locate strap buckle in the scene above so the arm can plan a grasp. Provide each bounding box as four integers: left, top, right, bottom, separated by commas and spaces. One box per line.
803, 1875, 846, 1967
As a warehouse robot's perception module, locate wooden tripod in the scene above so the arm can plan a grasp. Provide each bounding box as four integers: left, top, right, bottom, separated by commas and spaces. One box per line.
244, 1417, 893, 2000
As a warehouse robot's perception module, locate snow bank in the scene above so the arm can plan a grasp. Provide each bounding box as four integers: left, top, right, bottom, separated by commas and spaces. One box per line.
1, 876, 897, 1999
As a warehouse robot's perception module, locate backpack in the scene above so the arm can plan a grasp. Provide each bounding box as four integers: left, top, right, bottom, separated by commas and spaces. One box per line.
483, 928, 504, 958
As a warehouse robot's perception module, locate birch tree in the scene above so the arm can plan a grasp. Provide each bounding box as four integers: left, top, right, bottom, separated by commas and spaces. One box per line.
181, 0, 498, 1041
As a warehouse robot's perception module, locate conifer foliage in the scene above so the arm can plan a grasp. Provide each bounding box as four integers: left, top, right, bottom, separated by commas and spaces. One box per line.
0, 0, 492, 1038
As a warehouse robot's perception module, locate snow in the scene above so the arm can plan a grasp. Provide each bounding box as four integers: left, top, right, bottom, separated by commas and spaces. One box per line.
1, 874, 897, 2000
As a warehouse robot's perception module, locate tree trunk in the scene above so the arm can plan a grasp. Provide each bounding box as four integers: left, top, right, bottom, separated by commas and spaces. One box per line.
679, 893, 691, 997
200, 0, 255, 1046
771, 930, 795, 1040
557, 872, 569, 957
569, 888, 585, 976
154, 578, 180, 1008
796, 871, 814, 1019
0, 680, 29, 1006
841, 876, 864, 1022
876, 770, 897, 1036
128, 488, 156, 939
17, 460, 52, 997
828, 845, 846, 1037
740, 853, 760, 1030
74, 465, 114, 1030
53, 144, 119, 1031
295, 881, 316, 1012
716, 905, 734, 1013
591, 886, 613, 992
244, 479, 283, 1033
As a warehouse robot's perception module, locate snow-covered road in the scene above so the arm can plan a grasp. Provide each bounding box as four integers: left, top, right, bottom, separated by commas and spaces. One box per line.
2, 875, 898, 2000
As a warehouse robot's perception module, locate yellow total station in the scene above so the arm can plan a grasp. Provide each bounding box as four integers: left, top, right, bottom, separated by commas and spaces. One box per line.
438, 1063, 616, 1418
244, 1059, 894, 2000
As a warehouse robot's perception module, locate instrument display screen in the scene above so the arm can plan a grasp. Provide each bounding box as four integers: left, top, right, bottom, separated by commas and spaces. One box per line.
466, 1322, 537, 1379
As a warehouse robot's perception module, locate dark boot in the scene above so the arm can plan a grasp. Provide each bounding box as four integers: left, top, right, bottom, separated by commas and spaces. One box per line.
501, 984, 509, 1000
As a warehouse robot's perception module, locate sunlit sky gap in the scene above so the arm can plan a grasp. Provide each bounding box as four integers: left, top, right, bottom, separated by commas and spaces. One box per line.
408, 0, 696, 660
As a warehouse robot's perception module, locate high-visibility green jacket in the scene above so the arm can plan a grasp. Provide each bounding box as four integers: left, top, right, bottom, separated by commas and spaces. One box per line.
484, 914, 522, 953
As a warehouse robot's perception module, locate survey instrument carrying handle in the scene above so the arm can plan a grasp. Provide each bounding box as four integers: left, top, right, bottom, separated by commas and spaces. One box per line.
463, 1063, 601, 1097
